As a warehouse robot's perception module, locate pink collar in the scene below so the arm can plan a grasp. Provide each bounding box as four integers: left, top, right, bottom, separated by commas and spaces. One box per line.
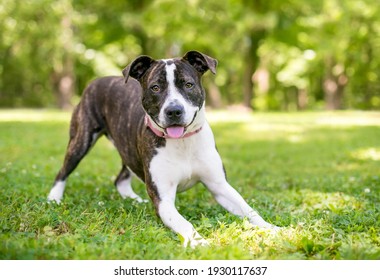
144, 115, 202, 139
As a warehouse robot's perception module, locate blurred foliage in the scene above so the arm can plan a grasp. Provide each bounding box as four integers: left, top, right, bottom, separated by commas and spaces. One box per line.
0, 0, 379, 110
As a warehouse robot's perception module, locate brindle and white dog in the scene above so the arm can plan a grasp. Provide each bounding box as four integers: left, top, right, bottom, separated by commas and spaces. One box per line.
48, 51, 278, 247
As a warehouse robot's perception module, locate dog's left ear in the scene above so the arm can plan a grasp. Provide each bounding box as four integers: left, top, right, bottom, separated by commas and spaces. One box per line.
122, 55, 155, 84
182, 51, 217, 75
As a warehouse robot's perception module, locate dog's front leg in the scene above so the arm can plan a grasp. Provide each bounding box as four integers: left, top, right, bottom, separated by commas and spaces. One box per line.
208, 180, 278, 230
159, 196, 208, 248
147, 181, 208, 248
200, 150, 278, 230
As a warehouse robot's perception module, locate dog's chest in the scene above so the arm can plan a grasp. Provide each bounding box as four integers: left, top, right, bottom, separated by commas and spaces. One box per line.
148, 130, 211, 192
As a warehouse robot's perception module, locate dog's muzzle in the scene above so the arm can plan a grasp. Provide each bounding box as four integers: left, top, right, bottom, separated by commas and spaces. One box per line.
145, 114, 202, 139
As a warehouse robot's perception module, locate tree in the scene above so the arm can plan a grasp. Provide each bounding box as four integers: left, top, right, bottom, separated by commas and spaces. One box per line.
51, 0, 75, 109
0, 0, 379, 110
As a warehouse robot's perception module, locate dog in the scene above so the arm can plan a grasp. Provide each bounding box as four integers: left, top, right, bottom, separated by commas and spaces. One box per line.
48, 51, 278, 247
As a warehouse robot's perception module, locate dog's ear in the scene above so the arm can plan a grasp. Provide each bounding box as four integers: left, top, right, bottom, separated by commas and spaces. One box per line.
122, 56, 155, 83
182, 51, 217, 75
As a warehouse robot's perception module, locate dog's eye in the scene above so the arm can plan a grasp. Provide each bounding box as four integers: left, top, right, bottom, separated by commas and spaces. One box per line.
151, 85, 160, 92
185, 82, 193, 89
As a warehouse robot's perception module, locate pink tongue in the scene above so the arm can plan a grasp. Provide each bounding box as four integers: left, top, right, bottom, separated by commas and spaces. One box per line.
166, 126, 185, 138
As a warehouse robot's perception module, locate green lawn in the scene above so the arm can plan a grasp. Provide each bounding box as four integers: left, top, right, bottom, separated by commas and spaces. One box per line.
0, 109, 379, 259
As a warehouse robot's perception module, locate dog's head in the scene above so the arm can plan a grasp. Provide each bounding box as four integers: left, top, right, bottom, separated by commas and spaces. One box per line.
123, 51, 217, 139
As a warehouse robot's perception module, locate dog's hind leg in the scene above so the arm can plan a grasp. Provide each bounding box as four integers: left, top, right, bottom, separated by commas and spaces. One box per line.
48, 108, 102, 203
114, 165, 147, 203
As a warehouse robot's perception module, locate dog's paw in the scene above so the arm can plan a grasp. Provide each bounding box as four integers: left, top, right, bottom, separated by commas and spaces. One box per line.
184, 237, 209, 249
136, 197, 149, 203
249, 214, 282, 231
128, 196, 149, 204
180, 232, 209, 248
47, 191, 63, 204
260, 223, 282, 233
189, 237, 209, 248
47, 196, 61, 204
260, 222, 280, 231
47, 181, 65, 204
117, 186, 148, 203
267, 225, 283, 235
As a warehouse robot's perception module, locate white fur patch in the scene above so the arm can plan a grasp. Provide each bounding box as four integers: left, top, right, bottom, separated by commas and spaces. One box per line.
116, 177, 147, 203
158, 61, 199, 127
47, 180, 66, 204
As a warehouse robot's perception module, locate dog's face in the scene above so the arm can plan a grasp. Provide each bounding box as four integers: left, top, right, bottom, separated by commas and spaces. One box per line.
123, 51, 217, 138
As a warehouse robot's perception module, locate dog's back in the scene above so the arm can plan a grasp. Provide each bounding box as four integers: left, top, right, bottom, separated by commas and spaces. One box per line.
74, 76, 143, 131
72, 76, 148, 175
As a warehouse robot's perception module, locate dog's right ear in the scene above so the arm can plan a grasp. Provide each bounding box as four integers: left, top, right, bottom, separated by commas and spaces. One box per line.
122, 56, 155, 84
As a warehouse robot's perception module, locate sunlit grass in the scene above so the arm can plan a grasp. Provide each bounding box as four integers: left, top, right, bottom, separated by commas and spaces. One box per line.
0, 109, 70, 123
0, 109, 379, 259
351, 148, 380, 161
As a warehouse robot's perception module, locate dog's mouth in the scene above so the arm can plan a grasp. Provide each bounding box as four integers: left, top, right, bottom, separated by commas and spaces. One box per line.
146, 111, 200, 139
165, 126, 185, 139
164, 110, 199, 138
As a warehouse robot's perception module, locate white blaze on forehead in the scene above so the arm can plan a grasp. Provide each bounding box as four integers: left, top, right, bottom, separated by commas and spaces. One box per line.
164, 60, 177, 98
157, 60, 202, 129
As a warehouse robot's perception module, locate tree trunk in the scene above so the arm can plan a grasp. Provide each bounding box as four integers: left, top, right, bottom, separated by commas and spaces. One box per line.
243, 48, 254, 109
323, 72, 348, 110
53, 61, 75, 110
206, 80, 223, 108
323, 58, 348, 110
52, 12, 75, 110
242, 30, 266, 109
297, 88, 308, 110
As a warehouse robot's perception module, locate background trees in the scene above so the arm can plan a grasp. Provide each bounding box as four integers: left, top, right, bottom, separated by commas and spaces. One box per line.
0, 0, 379, 110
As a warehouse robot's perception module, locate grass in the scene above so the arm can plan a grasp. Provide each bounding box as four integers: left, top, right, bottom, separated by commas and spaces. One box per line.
0, 109, 379, 260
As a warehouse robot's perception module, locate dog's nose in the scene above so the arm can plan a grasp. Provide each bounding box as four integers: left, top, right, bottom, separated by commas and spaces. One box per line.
165, 104, 184, 122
